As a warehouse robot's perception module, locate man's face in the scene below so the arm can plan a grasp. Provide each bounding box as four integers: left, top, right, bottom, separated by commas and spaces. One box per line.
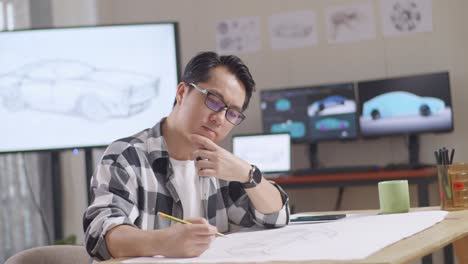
176, 66, 246, 143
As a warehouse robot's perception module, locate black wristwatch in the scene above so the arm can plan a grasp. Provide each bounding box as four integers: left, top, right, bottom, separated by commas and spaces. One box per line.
242, 165, 262, 189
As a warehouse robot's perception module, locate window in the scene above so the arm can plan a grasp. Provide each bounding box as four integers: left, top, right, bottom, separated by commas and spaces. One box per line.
6, 1, 14, 30
0, 0, 16, 31
0, 1, 5, 30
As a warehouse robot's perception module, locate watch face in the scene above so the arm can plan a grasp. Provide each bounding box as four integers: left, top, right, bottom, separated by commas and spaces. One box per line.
252, 166, 262, 184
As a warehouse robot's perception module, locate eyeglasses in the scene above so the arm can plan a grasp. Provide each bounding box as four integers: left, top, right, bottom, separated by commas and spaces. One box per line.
189, 83, 246, 125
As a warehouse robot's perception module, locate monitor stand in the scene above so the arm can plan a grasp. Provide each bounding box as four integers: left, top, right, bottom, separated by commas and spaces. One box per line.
384, 134, 423, 170
408, 134, 420, 167
308, 143, 345, 211
309, 143, 319, 169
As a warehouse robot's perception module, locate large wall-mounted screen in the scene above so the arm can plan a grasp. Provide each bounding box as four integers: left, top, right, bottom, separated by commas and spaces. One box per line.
0, 23, 179, 152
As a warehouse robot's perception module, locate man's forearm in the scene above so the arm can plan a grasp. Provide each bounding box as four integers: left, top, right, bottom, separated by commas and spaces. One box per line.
106, 225, 168, 258
245, 180, 283, 214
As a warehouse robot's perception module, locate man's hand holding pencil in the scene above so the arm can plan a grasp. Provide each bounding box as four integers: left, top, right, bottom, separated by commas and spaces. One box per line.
157, 212, 220, 258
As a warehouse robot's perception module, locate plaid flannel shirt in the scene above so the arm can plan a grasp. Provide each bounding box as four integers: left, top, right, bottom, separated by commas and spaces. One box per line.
83, 119, 290, 260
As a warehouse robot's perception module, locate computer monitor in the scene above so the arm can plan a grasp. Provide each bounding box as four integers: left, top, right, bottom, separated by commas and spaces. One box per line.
0, 23, 180, 153
232, 133, 291, 175
260, 83, 358, 143
358, 72, 453, 137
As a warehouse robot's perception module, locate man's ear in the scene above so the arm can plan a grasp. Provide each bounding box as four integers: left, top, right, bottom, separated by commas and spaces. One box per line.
175, 82, 189, 106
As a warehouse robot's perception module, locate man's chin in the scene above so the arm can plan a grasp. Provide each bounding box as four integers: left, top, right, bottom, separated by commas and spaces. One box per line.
199, 127, 217, 141
190, 131, 213, 141
204, 133, 217, 142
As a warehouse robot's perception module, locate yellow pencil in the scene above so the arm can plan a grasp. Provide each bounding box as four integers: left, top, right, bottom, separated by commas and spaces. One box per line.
157, 212, 225, 237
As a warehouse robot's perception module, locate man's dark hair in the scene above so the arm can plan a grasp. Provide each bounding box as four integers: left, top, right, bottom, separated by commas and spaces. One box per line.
175, 51, 256, 111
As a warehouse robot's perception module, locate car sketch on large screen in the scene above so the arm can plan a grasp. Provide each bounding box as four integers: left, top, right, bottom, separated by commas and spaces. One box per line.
0, 59, 160, 121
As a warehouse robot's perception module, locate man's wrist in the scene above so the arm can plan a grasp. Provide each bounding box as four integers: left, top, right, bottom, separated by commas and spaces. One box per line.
241, 165, 262, 189
151, 228, 171, 257
239, 162, 252, 183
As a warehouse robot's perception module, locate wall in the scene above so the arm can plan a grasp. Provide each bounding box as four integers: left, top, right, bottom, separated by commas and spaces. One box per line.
50, 0, 96, 27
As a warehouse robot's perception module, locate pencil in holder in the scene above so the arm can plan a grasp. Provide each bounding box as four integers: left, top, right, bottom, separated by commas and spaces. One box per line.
437, 165, 453, 210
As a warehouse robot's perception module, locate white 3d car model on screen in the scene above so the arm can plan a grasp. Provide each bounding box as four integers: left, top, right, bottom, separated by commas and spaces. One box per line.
362, 91, 445, 120
307, 95, 356, 117
0, 60, 160, 121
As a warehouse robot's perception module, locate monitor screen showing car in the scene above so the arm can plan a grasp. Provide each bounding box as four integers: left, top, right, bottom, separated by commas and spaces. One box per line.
357, 72, 453, 136
0, 23, 179, 152
260, 83, 358, 143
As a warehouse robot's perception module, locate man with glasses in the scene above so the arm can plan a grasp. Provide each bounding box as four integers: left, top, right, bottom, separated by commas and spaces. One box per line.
83, 52, 290, 261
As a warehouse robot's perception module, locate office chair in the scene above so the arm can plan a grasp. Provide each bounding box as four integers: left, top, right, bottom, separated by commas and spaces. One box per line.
5, 245, 90, 264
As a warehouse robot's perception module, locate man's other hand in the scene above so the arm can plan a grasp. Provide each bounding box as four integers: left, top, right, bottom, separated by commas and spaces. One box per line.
190, 134, 251, 183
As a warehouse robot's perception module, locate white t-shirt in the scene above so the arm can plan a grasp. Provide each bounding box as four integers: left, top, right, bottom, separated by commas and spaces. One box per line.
169, 158, 204, 219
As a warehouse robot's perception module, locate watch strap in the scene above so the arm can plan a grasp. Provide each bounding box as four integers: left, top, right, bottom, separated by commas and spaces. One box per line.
242, 165, 262, 189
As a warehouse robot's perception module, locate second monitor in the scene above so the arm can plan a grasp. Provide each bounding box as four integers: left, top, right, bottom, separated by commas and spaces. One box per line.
260, 83, 357, 143
358, 72, 453, 137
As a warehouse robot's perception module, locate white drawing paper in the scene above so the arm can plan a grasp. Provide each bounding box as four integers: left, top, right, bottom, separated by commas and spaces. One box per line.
268, 10, 318, 50
216, 16, 261, 54
325, 2, 377, 44
123, 211, 447, 263
380, 0, 433, 36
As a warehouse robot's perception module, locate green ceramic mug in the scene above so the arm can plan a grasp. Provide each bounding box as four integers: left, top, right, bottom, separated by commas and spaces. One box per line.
378, 180, 410, 214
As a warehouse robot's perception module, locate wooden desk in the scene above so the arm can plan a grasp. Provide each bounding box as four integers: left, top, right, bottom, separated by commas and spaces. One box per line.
273, 168, 446, 264
107, 207, 468, 264
308, 208, 468, 264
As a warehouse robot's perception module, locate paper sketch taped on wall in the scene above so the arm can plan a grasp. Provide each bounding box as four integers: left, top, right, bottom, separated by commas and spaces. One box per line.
330, 8, 366, 40
216, 17, 260, 54
217, 20, 254, 51
391, 0, 421, 31
272, 23, 314, 39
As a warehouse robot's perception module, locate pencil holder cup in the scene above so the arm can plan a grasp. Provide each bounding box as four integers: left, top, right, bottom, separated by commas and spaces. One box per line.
438, 163, 468, 211
378, 180, 410, 214
438, 165, 453, 210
